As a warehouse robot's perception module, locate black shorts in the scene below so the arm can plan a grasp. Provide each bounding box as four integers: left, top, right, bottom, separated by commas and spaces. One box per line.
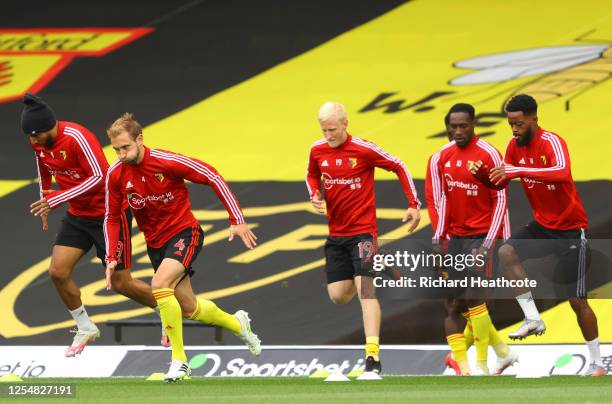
446, 234, 499, 280
55, 210, 132, 270
505, 221, 590, 298
147, 225, 204, 275
324, 233, 377, 284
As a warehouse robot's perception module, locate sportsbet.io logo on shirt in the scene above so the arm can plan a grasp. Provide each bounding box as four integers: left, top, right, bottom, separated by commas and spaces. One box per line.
322, 173, 362, 190
127, 192, 175, 210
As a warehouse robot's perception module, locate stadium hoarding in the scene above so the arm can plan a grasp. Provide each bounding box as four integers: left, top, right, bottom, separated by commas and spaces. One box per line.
111, 345, 612, 377
1, 345, 610, 378
0, 346, 131, 378
113, 344, 612, 377
112, 346, 446, 377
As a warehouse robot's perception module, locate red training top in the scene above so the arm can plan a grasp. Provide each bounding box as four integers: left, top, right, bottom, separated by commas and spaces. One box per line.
503, 128, 588, 230
105, 147, 245, 261
432, 136, 510, 249
306, 134, 420, 237
32, 121, 107, 218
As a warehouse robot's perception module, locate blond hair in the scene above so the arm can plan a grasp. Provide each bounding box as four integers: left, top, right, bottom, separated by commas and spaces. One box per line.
107, 112, 142, 140
318, 101, 347, 122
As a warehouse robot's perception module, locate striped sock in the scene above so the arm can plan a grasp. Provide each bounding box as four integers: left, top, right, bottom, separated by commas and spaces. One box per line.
447, 333, 470, 374
153, 288, 186, 362
469, 303, 491, 373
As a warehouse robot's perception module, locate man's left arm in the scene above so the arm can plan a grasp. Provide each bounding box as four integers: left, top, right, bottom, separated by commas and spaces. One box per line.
45, 132, 105, 209
365, 142, 421, 232
504, 134, 571, 183
482, 150, 507, 251
166, 153, 256, 249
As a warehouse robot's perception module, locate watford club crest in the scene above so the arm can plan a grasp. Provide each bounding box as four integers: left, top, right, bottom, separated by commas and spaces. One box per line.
155, 173, 164, 183
349, 157, 358, 168
59, 150, 67, 160
540, 155, 547, 165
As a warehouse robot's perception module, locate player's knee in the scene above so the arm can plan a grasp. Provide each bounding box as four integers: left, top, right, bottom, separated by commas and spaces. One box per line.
569, 297, 590, 312
329, 292, 352, 305
151, 278, 170, 290
179, 300, 196, 317
111, 278, 129, 295
48, 265, 70, 282
445, 305, 462, 318
498, 244, 517, 264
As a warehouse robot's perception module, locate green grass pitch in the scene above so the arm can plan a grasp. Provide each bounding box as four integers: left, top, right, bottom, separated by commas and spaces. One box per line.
3, 376, 610, 403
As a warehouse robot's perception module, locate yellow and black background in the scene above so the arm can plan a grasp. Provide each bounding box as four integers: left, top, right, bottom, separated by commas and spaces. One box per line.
1, 0, 611, 346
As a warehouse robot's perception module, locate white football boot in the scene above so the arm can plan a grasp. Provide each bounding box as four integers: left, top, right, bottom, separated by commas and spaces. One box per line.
234, 310, 262, 356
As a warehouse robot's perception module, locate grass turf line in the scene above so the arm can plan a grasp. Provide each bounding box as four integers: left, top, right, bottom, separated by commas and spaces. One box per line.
2, 376, 610, 404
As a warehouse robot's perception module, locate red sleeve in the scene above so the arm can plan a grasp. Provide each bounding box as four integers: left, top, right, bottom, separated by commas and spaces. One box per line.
481, 147, 508, 249
474, 140, 513, 190
35, 153, 53, 199
425, 154, 438, 232
104, 164, 124, 263
306, 148, 321, 199
45, 129, 105, 209
432, 154, 450, 243
163, 153, 245, 225
505, 133, 571, 182
363, 141, 421, 209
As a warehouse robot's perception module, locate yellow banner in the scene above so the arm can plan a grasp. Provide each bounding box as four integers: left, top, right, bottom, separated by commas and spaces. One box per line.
0, 31, 133, 53
0, 28, 152, 104
120, 0, 611, 181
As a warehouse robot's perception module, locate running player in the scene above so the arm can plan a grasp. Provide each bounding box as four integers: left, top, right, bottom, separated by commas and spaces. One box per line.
306, 101, 421, 374
21, 93, 157, 357
480, 94, 606, 377
427, 113, 517, 376
432, 103, 513, 375
104, 113, 261, 382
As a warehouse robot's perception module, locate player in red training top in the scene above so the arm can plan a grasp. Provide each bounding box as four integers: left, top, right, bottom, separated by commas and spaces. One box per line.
306, 101, 421, 374
21, 93, 157, 357
425, 113, 452, 234
477, 94, 605, 376
104, 113, 261, 382
427, 113, 516, 376
431, 103, 514, 375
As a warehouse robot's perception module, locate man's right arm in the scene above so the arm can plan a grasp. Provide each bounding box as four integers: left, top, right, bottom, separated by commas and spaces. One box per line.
35, 153, 53, 198
104, 164, 124, 265
305, 149, 321, 200
432, 155, 449, 244
473, 141, 514, 189
425, 153, 439, 232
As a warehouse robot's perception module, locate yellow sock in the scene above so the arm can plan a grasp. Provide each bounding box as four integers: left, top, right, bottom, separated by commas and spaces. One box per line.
468, 303, 491, 365
489, 324, 509, 358
153, 288, 186, 362
447, 333, 467, 361
476, 360, 489, 374
447, 333, 470, 374
462, 311, 474, 349
189, 298, 241, 335
365, 336, 380, 361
